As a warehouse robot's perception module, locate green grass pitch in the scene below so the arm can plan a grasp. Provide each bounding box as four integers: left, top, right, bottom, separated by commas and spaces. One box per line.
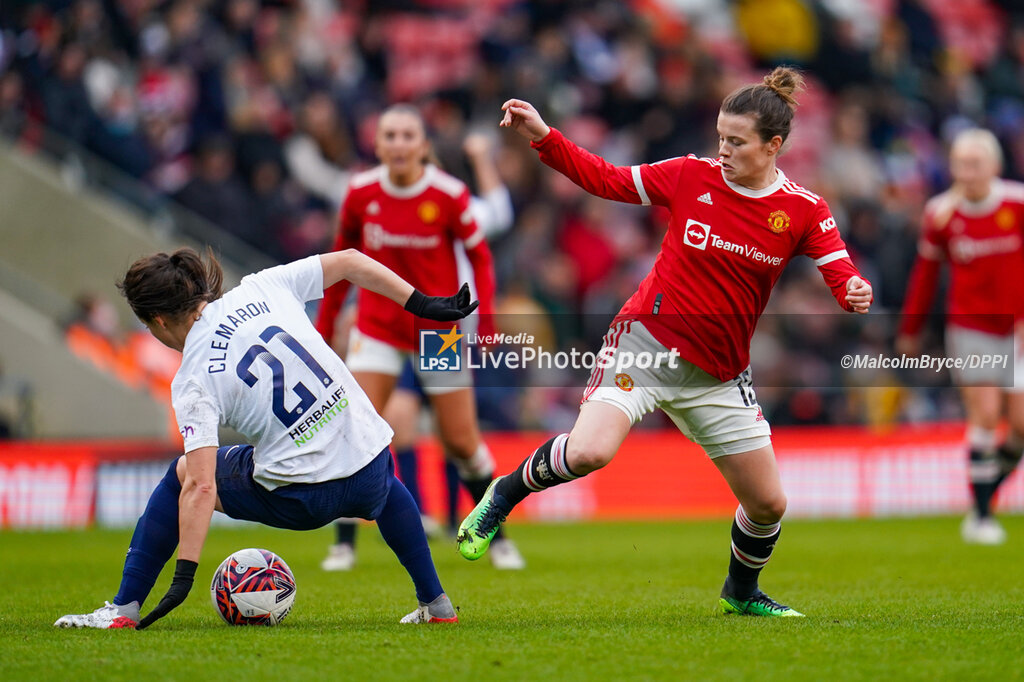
4, 517, 1024, 681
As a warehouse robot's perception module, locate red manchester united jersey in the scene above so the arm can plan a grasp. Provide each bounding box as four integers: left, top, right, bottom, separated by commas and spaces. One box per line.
532, 128, 865, 382
900, 180, 1024, 336
315, 164, 495, 350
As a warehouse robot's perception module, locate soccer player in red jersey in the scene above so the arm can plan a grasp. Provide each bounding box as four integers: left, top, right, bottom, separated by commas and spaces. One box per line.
458, 67, 874, 617
315, 105, 524, 569
897, 128, 1024, 545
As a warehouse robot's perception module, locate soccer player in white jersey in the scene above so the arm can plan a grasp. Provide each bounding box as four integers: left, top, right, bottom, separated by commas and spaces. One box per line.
458, 67, 874, 617
55, 247, 477, 629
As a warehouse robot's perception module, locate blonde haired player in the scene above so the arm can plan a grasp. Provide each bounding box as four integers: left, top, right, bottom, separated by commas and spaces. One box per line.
898, 128, 1024, 544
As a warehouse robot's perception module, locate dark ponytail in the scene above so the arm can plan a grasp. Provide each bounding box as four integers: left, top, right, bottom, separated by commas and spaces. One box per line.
721, 66, 805, 143
117, 247, 224, 323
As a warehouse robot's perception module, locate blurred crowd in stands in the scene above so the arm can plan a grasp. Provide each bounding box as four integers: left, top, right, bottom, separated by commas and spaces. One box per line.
2, 0, 1024, 432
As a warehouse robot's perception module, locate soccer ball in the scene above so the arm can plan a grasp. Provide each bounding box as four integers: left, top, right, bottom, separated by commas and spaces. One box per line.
210, 548, 296, 626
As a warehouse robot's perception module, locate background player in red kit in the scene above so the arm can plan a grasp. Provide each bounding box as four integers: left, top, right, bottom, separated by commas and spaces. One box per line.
315, 104, 524, 569
897, 128, 1024, 545
458, 67, 874, 617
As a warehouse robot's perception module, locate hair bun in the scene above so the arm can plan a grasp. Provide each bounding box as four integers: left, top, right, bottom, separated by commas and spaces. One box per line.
762, 66, 804, 111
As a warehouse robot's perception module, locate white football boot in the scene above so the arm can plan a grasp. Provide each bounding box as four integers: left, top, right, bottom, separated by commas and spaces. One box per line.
320, 543, 356, 571
961, 512, 1007, 545
400, 593, 458, 624
488, 538, 526, 570
55, 601, 140, 629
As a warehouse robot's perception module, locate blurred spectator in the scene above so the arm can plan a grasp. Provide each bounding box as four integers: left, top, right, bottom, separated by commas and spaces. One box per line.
0, 357, 35, 439
63, 293, 179, 402
174, 134, 258, 245
821, 99, 886, 203
0, 358, 15, 438
0, 70, 29, 140
41, 41, 94, 145
5, 0, 1024, 428
284, 90, 354, 208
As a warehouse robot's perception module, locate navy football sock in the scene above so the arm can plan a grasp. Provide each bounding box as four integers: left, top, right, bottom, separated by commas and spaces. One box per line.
394, 447, 423, 510
113, 459, 182, 607
333, 520, 357, 546
445, 460, 460, 530
375, 475, 443, 604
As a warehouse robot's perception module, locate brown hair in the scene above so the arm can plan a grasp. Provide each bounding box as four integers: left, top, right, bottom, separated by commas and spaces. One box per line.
721, 66, 805, 143
117, 247, 223, 323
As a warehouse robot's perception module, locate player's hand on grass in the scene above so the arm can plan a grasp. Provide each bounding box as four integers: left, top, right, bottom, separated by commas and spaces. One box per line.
845, 276, 873, 314
405, 283, 479, 321
136, 560, 198, 630
500, 99, 551, 143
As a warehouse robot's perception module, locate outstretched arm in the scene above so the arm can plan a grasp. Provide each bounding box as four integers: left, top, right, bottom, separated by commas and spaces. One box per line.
319, 250, 478, 321
314, 208, 360, 345
501, 99, 678, 207
320, 249, 414, 304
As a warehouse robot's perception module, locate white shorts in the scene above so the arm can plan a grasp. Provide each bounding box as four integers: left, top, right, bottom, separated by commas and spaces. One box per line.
345, 328, 471, 395
582, 321, 772, 458
945, 325, 1023, 391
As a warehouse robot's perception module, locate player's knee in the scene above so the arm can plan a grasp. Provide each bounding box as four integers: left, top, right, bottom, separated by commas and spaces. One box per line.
746, 494, 787, 524
566, 435, 616, 474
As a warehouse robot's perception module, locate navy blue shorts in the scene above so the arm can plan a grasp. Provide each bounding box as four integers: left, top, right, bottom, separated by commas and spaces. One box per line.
214, 445, 393, 531
396, 359, 427, 400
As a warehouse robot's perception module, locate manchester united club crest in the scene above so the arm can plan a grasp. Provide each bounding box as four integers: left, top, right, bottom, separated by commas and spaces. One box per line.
768, 210, 790, 234
996, 207, 1016, 231
615, 373, 634, 392
418, 200, 440, 224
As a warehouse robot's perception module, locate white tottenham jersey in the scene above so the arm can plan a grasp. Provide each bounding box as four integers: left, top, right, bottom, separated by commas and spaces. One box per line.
172, 255, 393, 490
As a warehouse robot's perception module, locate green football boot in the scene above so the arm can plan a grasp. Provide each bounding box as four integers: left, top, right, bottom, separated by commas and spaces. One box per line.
456, 477, 508, 560
719, 588, 805, 617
